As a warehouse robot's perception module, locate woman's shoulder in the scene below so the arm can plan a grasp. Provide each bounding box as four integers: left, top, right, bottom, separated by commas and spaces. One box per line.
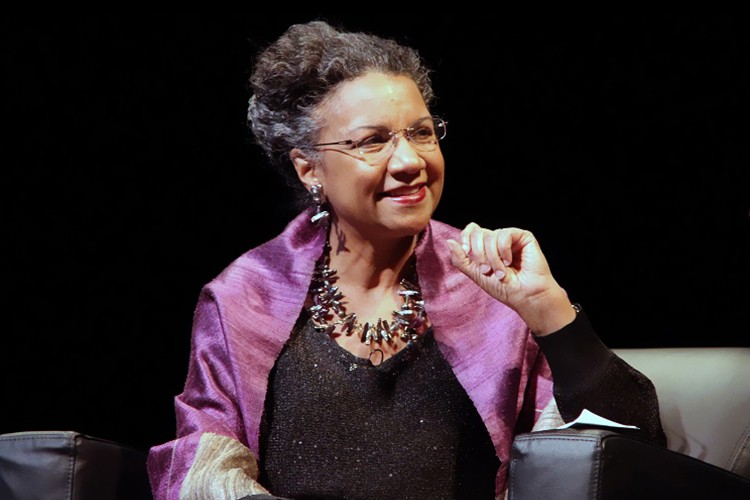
428, 218, 462, 237
204, 210, 325, 299
414, 218, 461, 260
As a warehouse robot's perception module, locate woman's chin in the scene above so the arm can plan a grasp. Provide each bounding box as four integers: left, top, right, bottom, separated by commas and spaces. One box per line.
332, 199, 439, 243
380, 215, 433, 240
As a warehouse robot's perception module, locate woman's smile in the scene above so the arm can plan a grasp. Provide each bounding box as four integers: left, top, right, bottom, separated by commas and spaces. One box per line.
378, 183, 428, 204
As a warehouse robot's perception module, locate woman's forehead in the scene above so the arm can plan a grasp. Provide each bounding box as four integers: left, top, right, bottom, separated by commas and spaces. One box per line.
319, 73, 429, 131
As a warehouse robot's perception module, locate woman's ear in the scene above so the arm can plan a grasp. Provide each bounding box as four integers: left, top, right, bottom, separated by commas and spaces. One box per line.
291, 148, 320, 191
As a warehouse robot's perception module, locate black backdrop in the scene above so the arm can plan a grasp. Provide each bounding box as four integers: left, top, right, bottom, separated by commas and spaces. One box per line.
5, 12, 748, 454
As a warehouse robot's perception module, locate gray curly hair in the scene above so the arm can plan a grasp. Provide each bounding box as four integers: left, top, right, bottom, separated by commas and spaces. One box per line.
246, 20, 435, 207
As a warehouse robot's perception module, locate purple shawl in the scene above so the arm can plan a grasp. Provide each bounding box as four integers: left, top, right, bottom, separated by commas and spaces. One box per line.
147, 210, 552, 497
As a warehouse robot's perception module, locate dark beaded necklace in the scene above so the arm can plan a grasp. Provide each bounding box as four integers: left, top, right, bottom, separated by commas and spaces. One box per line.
307, 242, 427, 349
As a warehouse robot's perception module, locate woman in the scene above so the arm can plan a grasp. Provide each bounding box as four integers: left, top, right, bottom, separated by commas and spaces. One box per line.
148, 20, 665, 499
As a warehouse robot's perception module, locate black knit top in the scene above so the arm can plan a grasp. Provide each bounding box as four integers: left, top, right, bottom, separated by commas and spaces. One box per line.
255, 311, 666, 500
258, 315, 499, 500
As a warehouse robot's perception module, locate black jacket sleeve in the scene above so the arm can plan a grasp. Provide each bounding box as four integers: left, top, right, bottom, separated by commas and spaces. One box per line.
534, 310, 667, 447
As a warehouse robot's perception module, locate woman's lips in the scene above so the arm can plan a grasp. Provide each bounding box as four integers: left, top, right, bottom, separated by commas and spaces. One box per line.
379, 184, 427, 204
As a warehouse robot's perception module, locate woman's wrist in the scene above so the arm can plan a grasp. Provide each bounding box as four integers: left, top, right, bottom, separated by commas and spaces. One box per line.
514, 284, 576, 336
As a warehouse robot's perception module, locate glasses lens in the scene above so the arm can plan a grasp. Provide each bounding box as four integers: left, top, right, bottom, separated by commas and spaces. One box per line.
357, 117, 447, 164
356, 134, 390, 158
408, 117, 447, 150
408, 123, 437, 148
433, 117, 447, 141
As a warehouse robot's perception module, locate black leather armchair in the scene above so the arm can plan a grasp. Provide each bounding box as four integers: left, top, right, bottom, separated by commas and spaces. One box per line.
0, 430, 151, 499
508, 347, 750, 499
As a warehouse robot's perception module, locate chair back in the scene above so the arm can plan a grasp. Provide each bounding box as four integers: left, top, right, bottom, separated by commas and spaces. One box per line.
614, 347, 750, 478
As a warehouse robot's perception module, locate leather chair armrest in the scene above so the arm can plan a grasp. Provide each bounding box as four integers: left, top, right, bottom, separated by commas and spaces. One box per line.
508, 428, 750, 500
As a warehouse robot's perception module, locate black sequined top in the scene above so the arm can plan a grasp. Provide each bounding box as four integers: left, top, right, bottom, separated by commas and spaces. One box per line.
256, 310, 666, 500
258, 315, 500, 500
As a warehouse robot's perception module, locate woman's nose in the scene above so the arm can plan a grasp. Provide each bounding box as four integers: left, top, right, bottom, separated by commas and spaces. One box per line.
386, 135, 426, 174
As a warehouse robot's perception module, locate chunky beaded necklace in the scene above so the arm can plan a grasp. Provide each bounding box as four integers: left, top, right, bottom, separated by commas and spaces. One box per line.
307, 242, 427, 348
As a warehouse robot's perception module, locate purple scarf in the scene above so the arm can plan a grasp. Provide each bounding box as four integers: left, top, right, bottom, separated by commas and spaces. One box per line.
148, 210, 552, 497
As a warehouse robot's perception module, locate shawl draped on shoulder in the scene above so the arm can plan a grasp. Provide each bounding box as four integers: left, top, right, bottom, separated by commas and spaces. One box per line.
147, 210, 553, 499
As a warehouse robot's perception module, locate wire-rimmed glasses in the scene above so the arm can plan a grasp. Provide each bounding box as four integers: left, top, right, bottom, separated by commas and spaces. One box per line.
312, 116, 447, 165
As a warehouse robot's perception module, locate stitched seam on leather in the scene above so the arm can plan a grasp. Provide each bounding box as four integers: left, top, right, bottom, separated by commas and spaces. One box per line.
726, 422, 750, 474
66, 433, 75, 500
508, 455, 518, 499
516, 436, 600, 444
591, 440, 601, 500
0, 433, 72, 442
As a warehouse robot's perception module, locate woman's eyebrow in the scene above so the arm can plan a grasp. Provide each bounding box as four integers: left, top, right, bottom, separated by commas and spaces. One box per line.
349, 116, 433, 133
350, 124, 388, 133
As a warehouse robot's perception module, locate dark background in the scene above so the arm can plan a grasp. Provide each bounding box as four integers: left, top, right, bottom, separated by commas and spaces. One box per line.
4, 12, 748, 454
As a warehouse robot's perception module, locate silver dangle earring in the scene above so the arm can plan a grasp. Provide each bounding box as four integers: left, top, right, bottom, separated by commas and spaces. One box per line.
310, 184, 330, 227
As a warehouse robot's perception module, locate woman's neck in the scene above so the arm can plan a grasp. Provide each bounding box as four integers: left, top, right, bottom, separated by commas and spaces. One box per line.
326, 220, 418, 293
314, 219, 427, 362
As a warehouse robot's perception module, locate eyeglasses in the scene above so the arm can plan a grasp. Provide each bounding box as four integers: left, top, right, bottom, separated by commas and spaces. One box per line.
312, 116, 447, 165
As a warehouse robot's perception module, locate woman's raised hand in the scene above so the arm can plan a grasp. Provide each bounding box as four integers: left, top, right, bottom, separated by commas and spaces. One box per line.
446, 223, 576, 335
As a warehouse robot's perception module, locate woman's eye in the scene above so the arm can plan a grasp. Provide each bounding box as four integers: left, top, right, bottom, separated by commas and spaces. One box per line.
411, 126, 435, 142
356, 135, 389, 150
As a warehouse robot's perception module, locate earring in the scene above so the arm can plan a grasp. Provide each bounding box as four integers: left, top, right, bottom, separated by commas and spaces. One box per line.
310, 184, 330, 226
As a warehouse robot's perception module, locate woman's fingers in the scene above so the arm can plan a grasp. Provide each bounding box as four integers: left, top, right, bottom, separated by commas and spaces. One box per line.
447, 238, 488, 288
457, 224, 533, 280
460, 223, 514, 278
495, 228, 515, 267
470, 228, 492, 274
460, 222, 479, 255
484, 231, 506, 280
459, 223, 487, 274
459, 222, 476, 253
450, 224, 562, 315
447, 239, 470, 270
